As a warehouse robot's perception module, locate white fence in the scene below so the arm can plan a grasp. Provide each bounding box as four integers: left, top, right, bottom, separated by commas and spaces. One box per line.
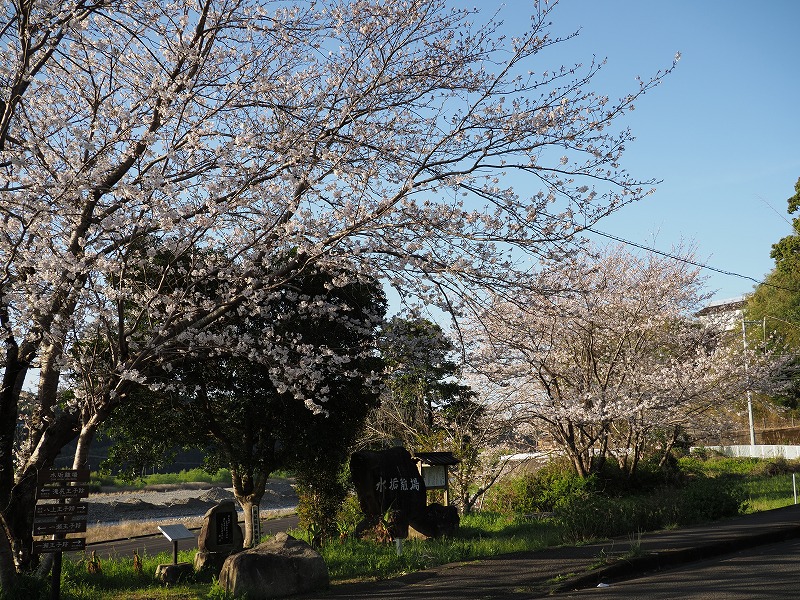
701, 445, 800, 460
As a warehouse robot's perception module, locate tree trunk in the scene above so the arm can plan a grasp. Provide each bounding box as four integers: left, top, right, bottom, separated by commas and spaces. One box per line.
0, 361, 22, 593
232, 492, 265, 548
230, 467, 268, 548
657, 426, 680, 469
0, 335, 32, 509
0, 514, 17, 595
72, 416, 100, 470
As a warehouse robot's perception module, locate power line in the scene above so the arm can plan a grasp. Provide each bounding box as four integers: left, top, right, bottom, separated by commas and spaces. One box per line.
584, 226, 800, 294
757, 194, 793, 227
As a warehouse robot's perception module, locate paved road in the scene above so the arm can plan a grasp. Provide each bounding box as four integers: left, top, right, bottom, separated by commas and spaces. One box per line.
559, 537, 800, 599
84, 514, 299, 559
297, 504, 800, 599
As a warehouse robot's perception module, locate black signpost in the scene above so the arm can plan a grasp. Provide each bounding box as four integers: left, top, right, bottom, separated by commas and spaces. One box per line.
33, 468, 90, 600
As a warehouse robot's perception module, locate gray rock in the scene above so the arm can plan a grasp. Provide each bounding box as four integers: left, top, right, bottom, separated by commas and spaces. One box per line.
155, 562, 193, 585
219, 533, 329, 599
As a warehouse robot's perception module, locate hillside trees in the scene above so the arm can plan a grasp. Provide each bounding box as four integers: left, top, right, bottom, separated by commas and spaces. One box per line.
745, 176, 800, 410
1, 0, 674, 586
468, 245, 781, 478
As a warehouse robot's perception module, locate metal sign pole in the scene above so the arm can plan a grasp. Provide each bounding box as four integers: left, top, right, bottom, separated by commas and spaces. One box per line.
50, 480, 66, 600
34, 468, 90, 600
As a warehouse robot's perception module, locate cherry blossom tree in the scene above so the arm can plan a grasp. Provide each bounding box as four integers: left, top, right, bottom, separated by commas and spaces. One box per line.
0, 0, 674, 585
468, 245, 782, 478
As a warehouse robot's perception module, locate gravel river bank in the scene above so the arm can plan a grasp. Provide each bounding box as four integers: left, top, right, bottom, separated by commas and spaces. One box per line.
83, 478, 298, 526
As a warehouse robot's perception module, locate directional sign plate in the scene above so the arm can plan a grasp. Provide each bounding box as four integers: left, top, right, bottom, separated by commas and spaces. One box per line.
37, 468, 90, 484
33, 538, 86, 553
33, 521, 87, 536
35, 503, 88, 518
37, 485, 90, 500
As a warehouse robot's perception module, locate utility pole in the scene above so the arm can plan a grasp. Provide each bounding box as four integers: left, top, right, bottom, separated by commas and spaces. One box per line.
741, 316, 760, 446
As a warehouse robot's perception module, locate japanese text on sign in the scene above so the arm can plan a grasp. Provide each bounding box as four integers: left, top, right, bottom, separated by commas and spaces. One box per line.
375, 477, 420, 493
36, 485, 90, 500
33, 539, 86, 554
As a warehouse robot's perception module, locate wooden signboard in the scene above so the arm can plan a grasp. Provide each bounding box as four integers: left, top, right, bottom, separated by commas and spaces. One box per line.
37, 468, 90, 485
37, 485, 90, 500
33, 521, 87, 536
35, 503, 88, 518
33, 539, 86, 554
34, 469, 93, 600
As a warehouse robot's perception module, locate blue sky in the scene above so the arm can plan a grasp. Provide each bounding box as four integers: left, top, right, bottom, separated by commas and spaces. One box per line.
498, 0, 800, 303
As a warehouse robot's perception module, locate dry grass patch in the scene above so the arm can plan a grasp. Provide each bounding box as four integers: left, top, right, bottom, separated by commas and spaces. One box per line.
84, 517, 205, 544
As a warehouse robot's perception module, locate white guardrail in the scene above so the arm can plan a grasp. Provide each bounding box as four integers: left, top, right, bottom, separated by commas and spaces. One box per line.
700, 445, 800, 460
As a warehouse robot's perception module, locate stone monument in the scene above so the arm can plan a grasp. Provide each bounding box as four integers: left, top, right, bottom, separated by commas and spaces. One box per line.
193, 500, 244, 575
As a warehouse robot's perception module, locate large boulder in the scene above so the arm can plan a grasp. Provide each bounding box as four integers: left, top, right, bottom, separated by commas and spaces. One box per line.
218, 533, 328, 599
350, 447, 427, 538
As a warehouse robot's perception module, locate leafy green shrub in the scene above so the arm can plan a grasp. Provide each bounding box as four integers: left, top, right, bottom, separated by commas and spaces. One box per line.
675, 476, 747, 521
554, 474, 747, 543
678, 454, 800, 479
553, 487, 692, 543
335, 493, 365, 540
142, 467, 232, 486
483, 461, 596, 514
296, 462, 352, 545
91, 467, 234, 489
481, 472, 537, 514
751, 457, 800, 477
694, 456, 761, 476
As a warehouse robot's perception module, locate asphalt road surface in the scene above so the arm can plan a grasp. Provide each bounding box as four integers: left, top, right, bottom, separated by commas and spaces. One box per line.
560, 537, 800, 599
83, 514, 299, 559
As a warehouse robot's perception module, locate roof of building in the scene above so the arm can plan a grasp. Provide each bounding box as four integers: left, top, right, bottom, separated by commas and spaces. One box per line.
695, 296, 747, 317
413, 451, 461, 466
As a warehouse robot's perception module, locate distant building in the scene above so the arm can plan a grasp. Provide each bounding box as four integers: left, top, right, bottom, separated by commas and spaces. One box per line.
696, 296, 747, 331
